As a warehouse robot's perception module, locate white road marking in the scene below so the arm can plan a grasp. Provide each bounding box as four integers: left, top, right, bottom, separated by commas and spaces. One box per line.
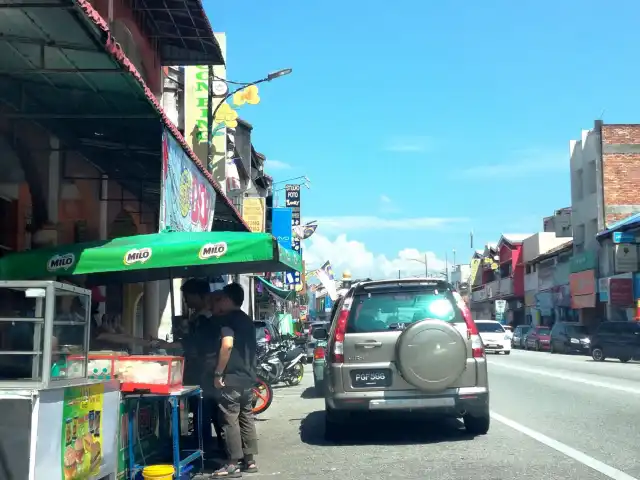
488, 361, 640, 395
491, 412, 639, 480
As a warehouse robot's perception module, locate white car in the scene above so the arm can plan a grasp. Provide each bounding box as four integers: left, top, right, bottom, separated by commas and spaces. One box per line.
475, 320, 511, 355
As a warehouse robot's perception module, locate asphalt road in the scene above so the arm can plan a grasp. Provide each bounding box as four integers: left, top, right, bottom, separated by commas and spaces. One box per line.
241, 350, 640, 479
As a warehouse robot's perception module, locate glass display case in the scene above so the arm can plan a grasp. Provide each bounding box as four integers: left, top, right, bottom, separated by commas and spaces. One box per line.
0, 281, 91, 389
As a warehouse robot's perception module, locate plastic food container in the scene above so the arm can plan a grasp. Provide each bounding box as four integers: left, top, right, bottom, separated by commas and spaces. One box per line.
118, 355, 184, 394
88, 352, 128, 380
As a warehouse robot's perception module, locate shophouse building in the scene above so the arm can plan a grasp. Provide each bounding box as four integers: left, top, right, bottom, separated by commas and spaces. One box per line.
523, 233, 572, 324
524, 237, 573, 326
569, 121, 640, 326
470, 235, 530, 325
0, 2, 248, 341
595, 213, 640, 322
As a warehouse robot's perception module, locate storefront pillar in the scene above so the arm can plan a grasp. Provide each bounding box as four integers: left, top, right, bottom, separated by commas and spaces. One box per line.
159, 279, 182, 341
143, 280, 161, 338
97, 174, 108, 317
47, 136, 60, 226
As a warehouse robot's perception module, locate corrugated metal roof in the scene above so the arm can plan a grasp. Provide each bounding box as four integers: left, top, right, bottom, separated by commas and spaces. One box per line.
596, 212, 640, 238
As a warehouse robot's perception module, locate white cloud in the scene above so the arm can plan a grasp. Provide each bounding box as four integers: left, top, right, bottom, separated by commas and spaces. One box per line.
266, 159, 291, 170
303, 233, 446, 280
380, 194, 392, 203
384, 136, 432, 153
460, 149, 567, 178
309, 215, 468, 231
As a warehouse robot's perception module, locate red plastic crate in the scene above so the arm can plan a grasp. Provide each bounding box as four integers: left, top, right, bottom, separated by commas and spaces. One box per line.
118, 355, 184, 394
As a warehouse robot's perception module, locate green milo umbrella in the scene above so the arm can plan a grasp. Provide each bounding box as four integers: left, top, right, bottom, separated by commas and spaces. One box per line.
0, 231, 302, 284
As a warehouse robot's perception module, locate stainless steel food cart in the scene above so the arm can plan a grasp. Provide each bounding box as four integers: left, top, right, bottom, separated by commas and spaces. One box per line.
0, 281, 119, 480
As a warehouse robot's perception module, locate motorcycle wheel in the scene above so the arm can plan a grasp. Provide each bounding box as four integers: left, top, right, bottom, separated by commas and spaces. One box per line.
252, 378, 274, 415
285, 363, 304, 386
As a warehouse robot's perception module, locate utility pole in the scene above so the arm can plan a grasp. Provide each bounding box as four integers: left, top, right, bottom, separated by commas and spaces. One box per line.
445, 251, 449, 281
424, 253, 428, 277
452, 249, 456, 268
398, 269, 401, 279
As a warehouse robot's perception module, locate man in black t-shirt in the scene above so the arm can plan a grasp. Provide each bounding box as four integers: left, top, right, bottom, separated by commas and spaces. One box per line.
179, 279, 222, 453
210, 283, 259, 477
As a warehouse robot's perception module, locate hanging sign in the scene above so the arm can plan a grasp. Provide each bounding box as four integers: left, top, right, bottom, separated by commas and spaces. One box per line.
159, 130, 217, 233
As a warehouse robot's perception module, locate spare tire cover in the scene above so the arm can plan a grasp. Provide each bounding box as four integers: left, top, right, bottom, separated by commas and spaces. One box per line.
395, 319, 467, 392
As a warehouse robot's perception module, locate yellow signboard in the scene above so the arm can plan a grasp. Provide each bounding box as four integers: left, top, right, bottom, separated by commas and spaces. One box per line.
470, 258, 480, 286
242, 198, 266, 233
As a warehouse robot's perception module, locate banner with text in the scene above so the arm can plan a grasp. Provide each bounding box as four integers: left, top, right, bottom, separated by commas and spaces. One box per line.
160, 129, 216, 232
285, 184, 301, 289
242, 197, 266, 232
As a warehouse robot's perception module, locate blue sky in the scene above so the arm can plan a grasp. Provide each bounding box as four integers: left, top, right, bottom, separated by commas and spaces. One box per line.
209, 0, 640, 277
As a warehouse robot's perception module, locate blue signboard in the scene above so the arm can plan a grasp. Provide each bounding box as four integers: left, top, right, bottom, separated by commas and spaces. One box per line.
272, 208, 293, 249
613, 231, 636, 244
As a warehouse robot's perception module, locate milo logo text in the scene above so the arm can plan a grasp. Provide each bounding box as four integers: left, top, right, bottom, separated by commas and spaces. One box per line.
123, 248, 152, 266
47, 253, 75, 272
199, 242, 228, 260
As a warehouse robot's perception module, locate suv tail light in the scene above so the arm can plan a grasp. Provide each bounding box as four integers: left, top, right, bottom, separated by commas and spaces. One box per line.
313, 346, 325, 360
330, 309, 350, 363
456, 295, 484, 358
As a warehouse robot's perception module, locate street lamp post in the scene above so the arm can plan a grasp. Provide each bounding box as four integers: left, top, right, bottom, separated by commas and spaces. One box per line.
206, 67, 292, 174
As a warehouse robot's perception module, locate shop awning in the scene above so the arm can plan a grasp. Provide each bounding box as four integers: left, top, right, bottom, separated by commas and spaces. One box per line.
256, 276, 296, 300
0, 0, 247, 232
0, 232, 302, 284
130, 0, 225, 66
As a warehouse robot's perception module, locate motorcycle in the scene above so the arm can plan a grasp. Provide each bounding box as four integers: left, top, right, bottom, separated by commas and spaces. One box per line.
257, 340, 306, 387
251, 375, 274, 415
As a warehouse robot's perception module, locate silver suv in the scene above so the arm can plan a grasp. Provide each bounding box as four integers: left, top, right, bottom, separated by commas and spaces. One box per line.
317, 278, 490, 440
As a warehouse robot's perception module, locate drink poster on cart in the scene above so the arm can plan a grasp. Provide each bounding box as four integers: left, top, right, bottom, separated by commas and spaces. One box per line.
61, 384, 104, 480
160, 129, 217, 233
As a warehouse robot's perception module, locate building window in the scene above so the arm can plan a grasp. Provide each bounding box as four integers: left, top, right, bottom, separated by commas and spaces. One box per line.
587, 160, 597, 194
574, 168, 584, 200
111, 21, 147, 85
575, 224, 585, 245
587, 218, 598, 239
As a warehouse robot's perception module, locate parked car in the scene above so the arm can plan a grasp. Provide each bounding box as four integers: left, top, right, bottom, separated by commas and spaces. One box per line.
319, 278, 490, 441
255, 320, 280, 355
549, 322, 590, 354
306, 321, 330, 362
524, 326, 551, 351
590, 321, 640, 363
512, 325, 532, 348
475, 320, 511, 354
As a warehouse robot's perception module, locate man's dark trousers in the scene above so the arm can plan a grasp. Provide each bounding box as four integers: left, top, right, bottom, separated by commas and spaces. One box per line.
215, 386, 258, 461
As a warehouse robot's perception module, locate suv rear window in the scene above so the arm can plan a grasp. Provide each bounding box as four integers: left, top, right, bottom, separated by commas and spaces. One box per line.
346, 289, 463, 333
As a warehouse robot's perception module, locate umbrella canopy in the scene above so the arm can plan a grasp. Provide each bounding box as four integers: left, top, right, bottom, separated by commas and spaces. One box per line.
0, 231, 302, 284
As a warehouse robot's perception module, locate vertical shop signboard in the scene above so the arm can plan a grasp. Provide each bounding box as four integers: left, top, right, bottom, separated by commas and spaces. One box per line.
285, 184, 301, 290
159, 130, 217, 233
494, 299, 507, 324
242, 197, 266, 232
272, 208, 293, 249
61, 384, 104, 480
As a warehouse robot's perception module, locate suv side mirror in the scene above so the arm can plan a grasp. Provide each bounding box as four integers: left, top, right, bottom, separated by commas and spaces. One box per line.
312, 328, 328, 340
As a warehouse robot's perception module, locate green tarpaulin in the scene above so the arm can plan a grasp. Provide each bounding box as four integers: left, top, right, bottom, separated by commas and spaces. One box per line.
0, 231, 302, 284
256, 276, 295, 300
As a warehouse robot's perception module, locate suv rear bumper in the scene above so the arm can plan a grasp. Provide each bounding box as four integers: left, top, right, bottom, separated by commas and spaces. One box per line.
326, 386, 489, 417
